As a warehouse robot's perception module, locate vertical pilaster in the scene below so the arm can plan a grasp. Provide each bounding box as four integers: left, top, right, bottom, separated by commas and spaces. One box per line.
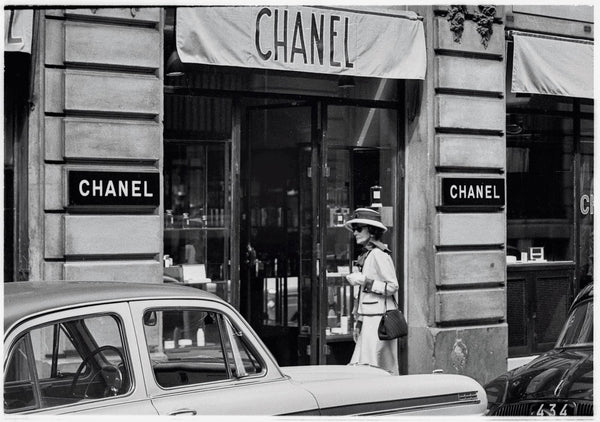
406, 5, 508, 385
32, 8, 164, 282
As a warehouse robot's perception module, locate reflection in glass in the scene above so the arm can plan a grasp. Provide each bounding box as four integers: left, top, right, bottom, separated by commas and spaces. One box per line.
163, 95, 233, 301
325, 105, 397, 338
506, 96, 575, 262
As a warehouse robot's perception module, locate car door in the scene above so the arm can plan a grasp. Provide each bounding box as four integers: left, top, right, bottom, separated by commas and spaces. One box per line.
130, 298, 319, 415
3, 303, 157, 415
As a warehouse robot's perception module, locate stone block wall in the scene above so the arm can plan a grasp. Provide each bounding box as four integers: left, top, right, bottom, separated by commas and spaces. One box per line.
406, 6, 508, 385
29, 8, 164, 283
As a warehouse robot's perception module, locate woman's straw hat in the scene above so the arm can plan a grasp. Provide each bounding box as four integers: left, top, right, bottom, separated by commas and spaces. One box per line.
344, 208, 387, 232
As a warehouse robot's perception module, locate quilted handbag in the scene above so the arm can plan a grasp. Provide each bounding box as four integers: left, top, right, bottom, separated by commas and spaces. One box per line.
378, 289, 408, 340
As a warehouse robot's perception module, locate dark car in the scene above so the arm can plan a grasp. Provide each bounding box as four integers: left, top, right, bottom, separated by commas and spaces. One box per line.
485, 283, 593, 417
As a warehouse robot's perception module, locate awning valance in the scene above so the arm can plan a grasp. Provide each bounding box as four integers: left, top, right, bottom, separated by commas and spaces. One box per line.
511, 31, 593, 99
4, 10, 33, 54
176, 6, 426, 80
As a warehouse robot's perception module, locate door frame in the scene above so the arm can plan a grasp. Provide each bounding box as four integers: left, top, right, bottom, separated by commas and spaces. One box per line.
237, 95, 405, 366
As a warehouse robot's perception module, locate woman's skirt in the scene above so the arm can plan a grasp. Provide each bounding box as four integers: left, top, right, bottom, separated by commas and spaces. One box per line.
349, 315, 399, 375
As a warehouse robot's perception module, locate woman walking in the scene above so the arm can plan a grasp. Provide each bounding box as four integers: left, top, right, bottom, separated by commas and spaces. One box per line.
345, 208, 399, 375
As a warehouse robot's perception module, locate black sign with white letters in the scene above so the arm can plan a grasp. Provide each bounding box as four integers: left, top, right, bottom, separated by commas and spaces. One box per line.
68, 170, 160, 207
442, 178, 505, 207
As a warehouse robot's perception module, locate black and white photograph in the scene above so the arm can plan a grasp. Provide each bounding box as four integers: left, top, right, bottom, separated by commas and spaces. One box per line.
2, 3, 595, 418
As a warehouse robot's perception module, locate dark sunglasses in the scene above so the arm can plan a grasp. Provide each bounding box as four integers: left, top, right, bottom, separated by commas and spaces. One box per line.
352, 225, 367, 232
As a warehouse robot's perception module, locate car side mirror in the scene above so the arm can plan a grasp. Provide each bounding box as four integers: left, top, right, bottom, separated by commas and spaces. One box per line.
144, 311, 157, 326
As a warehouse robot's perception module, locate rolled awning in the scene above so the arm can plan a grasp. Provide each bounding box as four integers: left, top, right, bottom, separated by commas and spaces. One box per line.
511, 31, 593, 99
176, 6, 426, 80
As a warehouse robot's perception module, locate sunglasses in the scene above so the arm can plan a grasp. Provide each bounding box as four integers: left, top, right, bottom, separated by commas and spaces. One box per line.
352, 225, 367, 233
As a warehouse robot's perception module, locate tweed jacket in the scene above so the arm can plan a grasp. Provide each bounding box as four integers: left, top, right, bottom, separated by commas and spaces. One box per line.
353, 244, 399, 317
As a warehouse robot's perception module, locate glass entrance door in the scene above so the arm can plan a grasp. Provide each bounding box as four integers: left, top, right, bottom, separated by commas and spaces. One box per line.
241, 100, 319, 365
320, 104, 399, 365
241, 99, 400, 367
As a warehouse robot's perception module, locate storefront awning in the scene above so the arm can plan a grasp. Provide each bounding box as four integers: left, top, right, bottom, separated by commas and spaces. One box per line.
4, 9, 34, 54
511, 31, 593, 99
176, 6, 426, 80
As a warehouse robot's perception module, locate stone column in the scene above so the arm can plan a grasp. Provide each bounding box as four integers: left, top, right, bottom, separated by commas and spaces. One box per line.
405, 5, 507, 385
30, 8, 164, 283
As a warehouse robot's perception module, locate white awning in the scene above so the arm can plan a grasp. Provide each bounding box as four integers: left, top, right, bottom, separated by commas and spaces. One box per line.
511, 31, 593, 99
4, 9, 34, 54
176, 6, 426, 80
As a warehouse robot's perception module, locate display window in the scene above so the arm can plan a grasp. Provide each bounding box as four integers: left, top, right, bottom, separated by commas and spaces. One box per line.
506, 95, 576, 262
506, 93, 593, 271
162, 95, 233, 302
505, 48, 594, 357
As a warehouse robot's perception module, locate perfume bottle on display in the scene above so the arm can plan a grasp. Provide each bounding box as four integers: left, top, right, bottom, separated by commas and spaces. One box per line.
165, 209, 174, 228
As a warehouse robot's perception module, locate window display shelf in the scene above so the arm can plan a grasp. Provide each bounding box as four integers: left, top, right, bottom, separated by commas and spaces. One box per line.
507, 261, 575, 269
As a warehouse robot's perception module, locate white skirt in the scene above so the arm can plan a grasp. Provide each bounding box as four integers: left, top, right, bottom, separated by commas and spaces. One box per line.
349, 315, 398, 375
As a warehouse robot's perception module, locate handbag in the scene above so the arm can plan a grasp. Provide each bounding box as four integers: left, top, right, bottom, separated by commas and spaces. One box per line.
378, 285, 408, 340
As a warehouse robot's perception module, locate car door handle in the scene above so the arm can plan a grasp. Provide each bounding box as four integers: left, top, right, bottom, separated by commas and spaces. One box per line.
168, 408, 198, 416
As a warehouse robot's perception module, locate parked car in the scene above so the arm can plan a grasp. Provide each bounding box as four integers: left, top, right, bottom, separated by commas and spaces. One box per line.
484, 283, 593, 417
4, 281, 487, 415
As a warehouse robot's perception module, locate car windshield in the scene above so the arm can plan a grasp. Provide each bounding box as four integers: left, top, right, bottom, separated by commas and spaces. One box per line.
555, 300, 593, 347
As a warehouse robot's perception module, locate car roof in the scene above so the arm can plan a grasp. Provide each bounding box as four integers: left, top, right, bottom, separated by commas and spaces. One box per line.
4, 281, 219, 334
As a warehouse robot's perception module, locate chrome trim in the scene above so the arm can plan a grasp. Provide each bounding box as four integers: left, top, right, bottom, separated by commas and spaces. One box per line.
360, 399, 482, 416
313, 391, 483, 416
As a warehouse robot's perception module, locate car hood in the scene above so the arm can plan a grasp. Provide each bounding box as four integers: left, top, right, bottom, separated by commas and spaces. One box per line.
281, 364, 390, 382
282, 365, 487, 415
504, 347, 593, 402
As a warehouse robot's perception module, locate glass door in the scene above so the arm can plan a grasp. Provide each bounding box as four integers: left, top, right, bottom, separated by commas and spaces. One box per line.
321, 104, 399, 364
241, 100, 320, 366
163, 95, 234, 302
241, 100, 400, 367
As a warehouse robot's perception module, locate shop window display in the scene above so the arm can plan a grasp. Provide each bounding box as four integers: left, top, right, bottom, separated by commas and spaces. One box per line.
163, 95, 233, 301
324, 106, 397, 341
506, 94, 593, 268
505, 90, 594, 356
506, 97, 575, 263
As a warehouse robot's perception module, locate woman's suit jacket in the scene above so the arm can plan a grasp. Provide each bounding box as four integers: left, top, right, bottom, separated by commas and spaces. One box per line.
353, 244, 399, 317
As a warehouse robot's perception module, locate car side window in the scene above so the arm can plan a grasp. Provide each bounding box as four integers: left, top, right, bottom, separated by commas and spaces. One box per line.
142, 308, 263, 389
4, 335, 38, 412
221, 318, 264, 377
30, 324, 83, 379
4, 314, 132, 412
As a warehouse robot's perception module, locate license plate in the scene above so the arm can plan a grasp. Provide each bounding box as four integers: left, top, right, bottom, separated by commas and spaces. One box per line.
531, 403, 575, 416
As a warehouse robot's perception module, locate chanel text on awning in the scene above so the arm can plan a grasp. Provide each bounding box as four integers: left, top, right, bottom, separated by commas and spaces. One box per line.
255, 7, 354, 68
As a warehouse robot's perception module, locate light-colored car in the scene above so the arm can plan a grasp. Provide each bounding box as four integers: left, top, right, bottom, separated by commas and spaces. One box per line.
4, 281, 487, 415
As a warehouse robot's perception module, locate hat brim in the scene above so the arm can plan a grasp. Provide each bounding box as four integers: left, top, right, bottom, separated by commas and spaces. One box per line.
344, 218, 387, 233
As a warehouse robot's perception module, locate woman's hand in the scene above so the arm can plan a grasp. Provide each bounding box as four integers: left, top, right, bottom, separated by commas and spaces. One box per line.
346, 272, 366, 286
